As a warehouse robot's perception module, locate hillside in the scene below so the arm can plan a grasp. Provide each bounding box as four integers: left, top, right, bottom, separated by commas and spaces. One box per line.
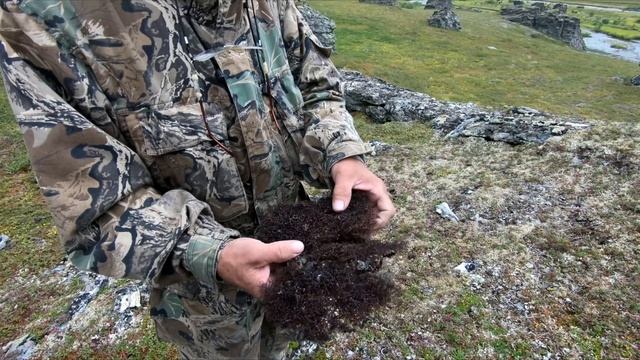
1, 1, 639, 359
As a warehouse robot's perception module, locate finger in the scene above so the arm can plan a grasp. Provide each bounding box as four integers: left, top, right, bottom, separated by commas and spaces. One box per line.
354, 181, 395, 230
373, 207, 396, 230
260, 240, 305, 265
332, 173, 355, 212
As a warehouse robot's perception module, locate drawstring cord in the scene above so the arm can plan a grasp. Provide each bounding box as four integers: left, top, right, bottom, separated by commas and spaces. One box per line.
176, 0, 233, 155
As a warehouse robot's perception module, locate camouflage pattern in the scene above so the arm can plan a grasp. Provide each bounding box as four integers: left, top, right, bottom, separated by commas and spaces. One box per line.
0, 0, 369, 358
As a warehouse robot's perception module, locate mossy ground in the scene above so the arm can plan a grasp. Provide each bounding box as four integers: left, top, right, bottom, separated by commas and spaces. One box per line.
1, 0, 639, 358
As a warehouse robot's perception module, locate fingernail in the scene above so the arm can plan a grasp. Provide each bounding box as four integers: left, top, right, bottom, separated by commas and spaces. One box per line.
333, 200, 345, 211
291, 240, 304, 254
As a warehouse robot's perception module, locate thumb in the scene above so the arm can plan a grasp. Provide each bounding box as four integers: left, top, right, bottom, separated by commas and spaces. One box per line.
332, 175, 354, 212
260, 240, 305, 265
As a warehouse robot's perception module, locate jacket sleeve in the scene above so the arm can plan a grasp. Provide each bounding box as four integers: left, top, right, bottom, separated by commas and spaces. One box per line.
0, 14, 237, 290
281, 0, 371, 188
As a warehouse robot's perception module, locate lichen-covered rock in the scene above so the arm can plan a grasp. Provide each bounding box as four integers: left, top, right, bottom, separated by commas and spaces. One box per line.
0, 234, 10, 251
297, 3, 337, 50
359, 0, 398, 6
425, 0, 452, 9
500, 3, 585, 50
552, 3, 568, 13
342, 69, 590, 145
428, 8, 462, 30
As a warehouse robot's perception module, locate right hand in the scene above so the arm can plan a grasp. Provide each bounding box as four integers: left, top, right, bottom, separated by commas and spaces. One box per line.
216, 237, 304, 299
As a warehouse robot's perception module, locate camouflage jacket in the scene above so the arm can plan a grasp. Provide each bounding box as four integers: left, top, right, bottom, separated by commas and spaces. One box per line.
0, 0, 369, 290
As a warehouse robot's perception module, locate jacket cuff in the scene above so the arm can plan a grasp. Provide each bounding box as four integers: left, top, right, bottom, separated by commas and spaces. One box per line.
183, 218, 240, 288
325, 140, 372, 176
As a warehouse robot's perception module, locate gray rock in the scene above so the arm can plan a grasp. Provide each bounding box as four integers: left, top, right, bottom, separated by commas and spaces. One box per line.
0, 234, 10, 251
436, 202, 460, 222
113, 284, 145, 335
289, 341, 320, 360
552, 3, 568, 13
454, 261, 486, 289
631, 74, 640, 87
298, 3, 336, 51
454, 261, 478, 274
531, 2, 547, 11
67, 274, 110, 319
500, 3, 585, 50
342, 69, 590, 145
425, 0, 452, 10
512, 0, 524, 7
368, 140, 393, 156
359, 0, 398, 6
1, 334, 37, 360
428, 8, 462, 31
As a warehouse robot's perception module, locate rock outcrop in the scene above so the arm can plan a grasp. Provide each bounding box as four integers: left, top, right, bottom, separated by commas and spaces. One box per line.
428, 9, 462, 30
427, 0, 461, 31
298, 3, 337, 50
359, 0, 398, 6
424, 0, 452, 9
631, 75, 640, 87
342, 69, 590, 145
501, 2, 585, 50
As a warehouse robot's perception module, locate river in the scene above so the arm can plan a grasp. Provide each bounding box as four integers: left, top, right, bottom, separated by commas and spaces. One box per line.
583, 31, 640, 63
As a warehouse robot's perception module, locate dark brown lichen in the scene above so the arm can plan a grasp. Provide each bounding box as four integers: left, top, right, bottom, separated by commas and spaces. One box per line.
256, 191, 404, 341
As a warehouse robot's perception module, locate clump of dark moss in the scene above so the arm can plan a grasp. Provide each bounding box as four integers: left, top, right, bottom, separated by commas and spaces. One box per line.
256, 191, 404, 341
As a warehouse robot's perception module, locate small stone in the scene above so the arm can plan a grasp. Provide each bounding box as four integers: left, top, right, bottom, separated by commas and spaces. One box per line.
570, 156, 583, 167
116, 287, 141, 313
454, 262, 474, 274
356, 260, 372, 272
1, 334, 37, 360
435, 202, 460, 222
368, 140, 393, 156
487, 46, 497, 50
0, 234, 10, 251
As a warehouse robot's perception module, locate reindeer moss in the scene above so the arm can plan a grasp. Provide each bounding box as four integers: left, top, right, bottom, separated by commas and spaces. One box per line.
256, 191, 404, 340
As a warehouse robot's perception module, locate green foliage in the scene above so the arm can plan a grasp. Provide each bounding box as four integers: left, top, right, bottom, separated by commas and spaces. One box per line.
610, 42, 628, 49
399, 1, 417, 9
353, 114, 434, 144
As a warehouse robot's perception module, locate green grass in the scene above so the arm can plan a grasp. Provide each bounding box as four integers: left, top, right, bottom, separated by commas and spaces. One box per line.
353, 114, 434, 144
310, 0, 639, 123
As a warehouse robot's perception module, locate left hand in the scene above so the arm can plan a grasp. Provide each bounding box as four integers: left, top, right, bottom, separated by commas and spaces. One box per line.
330, 157, 396, 230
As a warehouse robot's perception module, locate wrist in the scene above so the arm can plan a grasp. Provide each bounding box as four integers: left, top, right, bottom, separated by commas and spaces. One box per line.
331, 156, 366, 178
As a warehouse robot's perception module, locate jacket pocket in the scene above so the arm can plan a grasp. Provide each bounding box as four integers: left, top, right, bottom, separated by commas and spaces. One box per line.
116, 103, 249, 221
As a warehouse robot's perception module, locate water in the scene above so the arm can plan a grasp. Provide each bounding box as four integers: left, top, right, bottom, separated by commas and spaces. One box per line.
583, 31, 640, 63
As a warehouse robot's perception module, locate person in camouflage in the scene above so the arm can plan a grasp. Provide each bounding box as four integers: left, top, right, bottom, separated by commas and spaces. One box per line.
0, 0, 395, 358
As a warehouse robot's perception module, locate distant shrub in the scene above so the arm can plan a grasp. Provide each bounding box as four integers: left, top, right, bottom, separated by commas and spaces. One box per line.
399, 2, 416, 9
611, 43, 628, 50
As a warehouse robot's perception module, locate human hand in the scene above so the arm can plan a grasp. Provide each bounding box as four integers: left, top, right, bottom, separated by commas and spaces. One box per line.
330, 157, 396, 230
216, 237, 304, 298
